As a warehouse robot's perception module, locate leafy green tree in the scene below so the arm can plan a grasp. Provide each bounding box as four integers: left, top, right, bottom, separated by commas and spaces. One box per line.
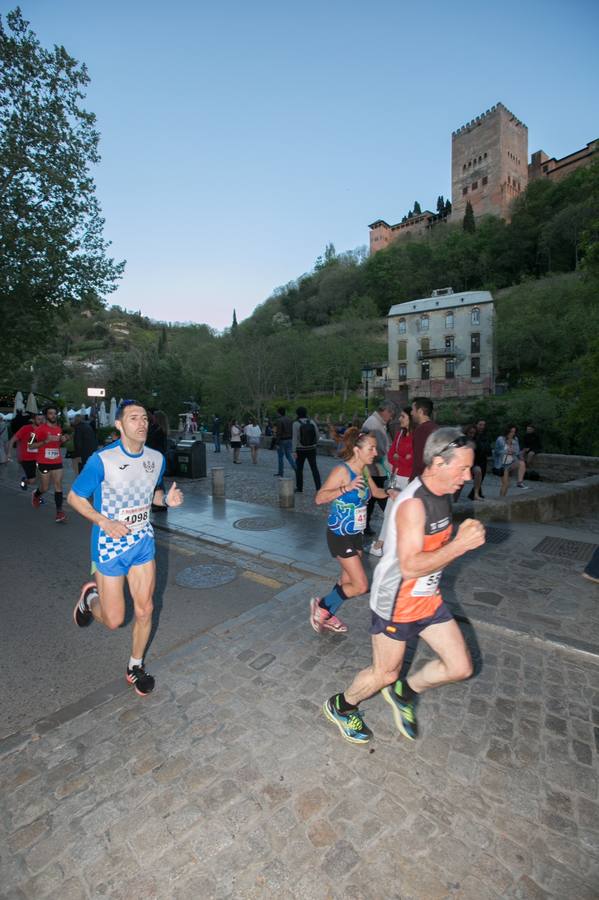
0, 9, 124, 376
463, 201, 475, 233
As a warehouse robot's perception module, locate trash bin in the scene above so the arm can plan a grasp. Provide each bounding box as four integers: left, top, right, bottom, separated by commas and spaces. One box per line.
175, 438, 206, 478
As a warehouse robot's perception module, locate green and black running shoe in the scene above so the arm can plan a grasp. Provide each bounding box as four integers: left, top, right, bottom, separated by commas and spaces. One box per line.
381, 681, 418, 741
323, 695, 372, 744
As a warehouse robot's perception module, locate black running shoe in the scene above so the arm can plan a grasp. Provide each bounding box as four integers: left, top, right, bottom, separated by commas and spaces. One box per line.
20, 477, 27, 490
73, 582, 97, 627
126, 664, 155, 696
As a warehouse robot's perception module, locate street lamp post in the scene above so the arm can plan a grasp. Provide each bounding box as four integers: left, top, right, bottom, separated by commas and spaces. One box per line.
361, 363, 373, 419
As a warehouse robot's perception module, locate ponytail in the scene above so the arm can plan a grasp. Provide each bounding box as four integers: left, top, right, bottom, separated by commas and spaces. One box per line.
339, 427, 372, 461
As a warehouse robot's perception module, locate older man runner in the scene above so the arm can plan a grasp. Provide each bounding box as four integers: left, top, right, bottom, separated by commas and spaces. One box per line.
67, 400, 183, 696
323, 427, 485, 744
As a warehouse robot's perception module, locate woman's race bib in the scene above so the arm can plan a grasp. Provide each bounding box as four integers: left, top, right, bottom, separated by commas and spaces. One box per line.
412, 570, 442, 597
353, 506, 367, 532
117, 504, 151, 532
45, 448, 60, 460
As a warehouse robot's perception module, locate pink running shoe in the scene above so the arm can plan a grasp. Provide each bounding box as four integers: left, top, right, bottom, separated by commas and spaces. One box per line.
309, 597, 325, 633
320, 611, 348, 634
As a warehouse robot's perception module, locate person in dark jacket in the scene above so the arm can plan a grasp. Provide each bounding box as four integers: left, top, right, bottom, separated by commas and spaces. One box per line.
146, 410, 169, 455
73, 415, 98, 473
274, 406, 296, 477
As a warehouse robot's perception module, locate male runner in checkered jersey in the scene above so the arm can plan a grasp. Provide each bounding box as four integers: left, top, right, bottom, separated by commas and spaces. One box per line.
67, 400, 183, 695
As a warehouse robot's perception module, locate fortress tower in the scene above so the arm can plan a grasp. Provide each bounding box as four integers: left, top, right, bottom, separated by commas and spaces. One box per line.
451, 103, 528, 222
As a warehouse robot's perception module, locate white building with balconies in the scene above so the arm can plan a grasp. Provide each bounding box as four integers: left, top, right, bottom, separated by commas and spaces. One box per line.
387, 288, 495, 401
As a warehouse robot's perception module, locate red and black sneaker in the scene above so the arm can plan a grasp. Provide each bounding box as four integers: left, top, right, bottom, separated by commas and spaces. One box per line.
55, 510, 66, 523
73, 582, 97, 627
31, 491, 42, 509
126, 664, 155, 696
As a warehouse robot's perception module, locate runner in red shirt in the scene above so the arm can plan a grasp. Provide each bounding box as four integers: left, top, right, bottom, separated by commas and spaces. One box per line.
30, 405, 69, 522
7, 412, 44, 490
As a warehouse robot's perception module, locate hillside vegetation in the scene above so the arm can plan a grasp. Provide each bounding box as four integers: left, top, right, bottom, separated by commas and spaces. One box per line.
6, 162, 599, 454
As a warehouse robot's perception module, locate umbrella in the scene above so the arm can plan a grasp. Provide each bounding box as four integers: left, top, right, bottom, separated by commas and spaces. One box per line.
26, 392, 38, 414
109, 397, 117, 425
99, 401, 107, 426
13, 391, 24, 413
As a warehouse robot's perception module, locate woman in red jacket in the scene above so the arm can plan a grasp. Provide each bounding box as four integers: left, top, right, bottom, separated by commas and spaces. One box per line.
368, 407, 413, 557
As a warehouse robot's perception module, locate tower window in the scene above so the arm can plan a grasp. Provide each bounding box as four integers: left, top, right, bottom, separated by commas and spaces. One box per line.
472, 181, 478, 190
482, 176, 488, 186
462, 187, 468, 196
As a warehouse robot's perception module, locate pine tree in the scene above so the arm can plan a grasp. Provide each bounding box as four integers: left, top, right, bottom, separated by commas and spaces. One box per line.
157, 325, 168, 356
413, 201, 422, 215
445, 199, 452, 216
437, 195, 445, 215
407, 209, 413, 219
463, 201, 476, 233
231, 309, 238, 332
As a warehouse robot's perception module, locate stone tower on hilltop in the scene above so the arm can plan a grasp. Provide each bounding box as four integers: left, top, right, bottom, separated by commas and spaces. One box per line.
451, 103, 528, 222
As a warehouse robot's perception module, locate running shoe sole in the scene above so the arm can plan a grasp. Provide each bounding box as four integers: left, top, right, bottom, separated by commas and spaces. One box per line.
381, 687, 416, 741
320, 616, 348, 634
322, 699, 370, 745
309, 598, 323, 633
73, 582, 96, 627
126, 672, 155, 697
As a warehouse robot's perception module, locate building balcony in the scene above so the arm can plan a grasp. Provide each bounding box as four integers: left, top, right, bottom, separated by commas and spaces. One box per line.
417, 347, 457, 360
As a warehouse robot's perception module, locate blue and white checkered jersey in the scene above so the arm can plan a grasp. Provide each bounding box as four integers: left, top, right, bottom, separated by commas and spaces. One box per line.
71, 440, 165, 565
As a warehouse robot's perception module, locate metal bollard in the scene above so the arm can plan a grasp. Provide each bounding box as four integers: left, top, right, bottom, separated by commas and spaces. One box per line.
278, 476, 295, 509
211, 466, 225, 498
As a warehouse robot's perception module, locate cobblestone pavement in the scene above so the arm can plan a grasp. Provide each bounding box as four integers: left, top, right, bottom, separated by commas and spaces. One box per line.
2, 570, 599, 899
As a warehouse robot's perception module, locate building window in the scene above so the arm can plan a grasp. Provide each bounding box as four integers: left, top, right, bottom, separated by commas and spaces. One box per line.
471, 307, 480, 325
471, 332, 480, 353
472, 181, 478, 190
445, 359, 455, 378
471, 357, 480, 378
421, 361, 430, 380
445, 311, 454, 329
445, 335, 455, 350
399, 363, 407, 380
398, 341, 407, 360
482, 176, 488, 186
484, 152, 487, 158
419, 315, 429, 331
398, 317, 406, 334
463, 164, 467, 171
421, 337, 430, 353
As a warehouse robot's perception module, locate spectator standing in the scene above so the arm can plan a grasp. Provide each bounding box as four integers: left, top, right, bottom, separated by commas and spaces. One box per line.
0, 414, 9, 464
230, 419, 242, 463
361, 400, 396, 537
293, 406, 321, 493
146, 410, 169, 456
468, 419, 491, 501
274, 406, 296, 477
368, 406, 413, 557
212, 414, 221, 453
72, 414, 99, 473
245, 418, 262, 464
410, 397, 439, 482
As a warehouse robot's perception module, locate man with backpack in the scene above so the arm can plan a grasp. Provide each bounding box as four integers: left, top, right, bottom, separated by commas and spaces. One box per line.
292, 406, 322, 493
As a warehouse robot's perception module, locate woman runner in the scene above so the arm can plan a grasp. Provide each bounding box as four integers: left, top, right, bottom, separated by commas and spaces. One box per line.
310, 428, 389, 634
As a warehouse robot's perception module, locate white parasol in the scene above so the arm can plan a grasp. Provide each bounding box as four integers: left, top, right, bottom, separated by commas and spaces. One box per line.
99, 401, 108, 426
109, 397, 117, 425
25, 392, 39, 414
13, 391, 24, 413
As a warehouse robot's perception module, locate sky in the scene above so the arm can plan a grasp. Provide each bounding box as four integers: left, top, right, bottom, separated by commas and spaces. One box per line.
5, 0, 599, 330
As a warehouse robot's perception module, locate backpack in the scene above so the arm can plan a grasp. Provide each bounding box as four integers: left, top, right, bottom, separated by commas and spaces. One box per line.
299, 420, 317, 447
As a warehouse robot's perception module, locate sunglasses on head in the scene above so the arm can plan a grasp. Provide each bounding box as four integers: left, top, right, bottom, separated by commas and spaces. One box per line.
438, 433, 470, 455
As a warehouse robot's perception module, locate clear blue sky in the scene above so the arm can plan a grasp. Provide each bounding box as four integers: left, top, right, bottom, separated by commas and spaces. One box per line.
8, 0, 599, 329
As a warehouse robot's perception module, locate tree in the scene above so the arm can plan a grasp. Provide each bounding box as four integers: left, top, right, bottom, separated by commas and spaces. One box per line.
157, 325, 168, 356
436, 195, 445, 215
231, 309, 238, 332
413, 201, 422, 215
445, 199, 452, 216
0, 9, 124, 376
463, 201, 475, 233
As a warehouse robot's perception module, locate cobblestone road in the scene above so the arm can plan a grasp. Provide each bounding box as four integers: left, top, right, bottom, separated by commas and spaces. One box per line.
2, 567, 599, 899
